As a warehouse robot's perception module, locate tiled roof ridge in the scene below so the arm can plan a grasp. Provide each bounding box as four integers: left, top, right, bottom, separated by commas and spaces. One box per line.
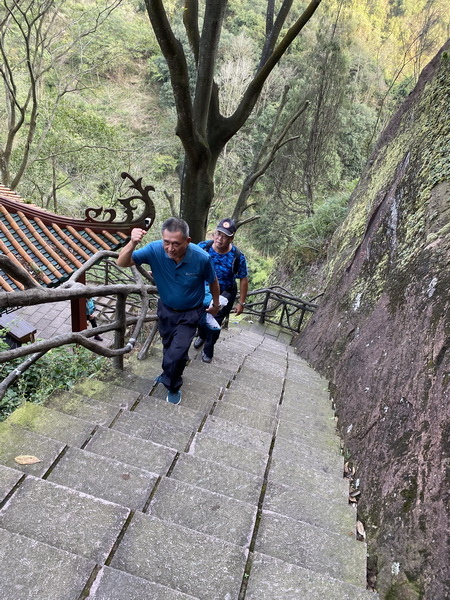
0, 186, 129, 235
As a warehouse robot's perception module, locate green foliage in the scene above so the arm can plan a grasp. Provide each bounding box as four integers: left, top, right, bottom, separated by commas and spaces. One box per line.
244, 246, 274, 289
0, 344, 106, 422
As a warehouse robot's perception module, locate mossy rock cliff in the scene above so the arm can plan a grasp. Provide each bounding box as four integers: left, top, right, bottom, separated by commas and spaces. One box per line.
297, 40, 450, 600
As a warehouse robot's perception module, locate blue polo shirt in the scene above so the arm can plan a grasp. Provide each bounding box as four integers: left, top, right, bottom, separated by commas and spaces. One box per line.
132, 240, 216, 309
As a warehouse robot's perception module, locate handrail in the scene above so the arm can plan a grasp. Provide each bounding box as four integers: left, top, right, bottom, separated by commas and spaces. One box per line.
0, 250, 158, 401
244, 285, 319, 333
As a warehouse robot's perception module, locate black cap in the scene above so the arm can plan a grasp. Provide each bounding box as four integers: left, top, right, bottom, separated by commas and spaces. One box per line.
216, 218, 236, 236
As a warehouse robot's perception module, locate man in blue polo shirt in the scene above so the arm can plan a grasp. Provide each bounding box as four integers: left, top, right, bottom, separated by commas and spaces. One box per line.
117, 217, 220, 405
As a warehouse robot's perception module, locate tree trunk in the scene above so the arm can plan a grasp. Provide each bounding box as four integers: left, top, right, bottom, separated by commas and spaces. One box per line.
180, 155, 215, 243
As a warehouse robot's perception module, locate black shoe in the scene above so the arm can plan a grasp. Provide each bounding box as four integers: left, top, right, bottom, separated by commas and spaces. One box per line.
193, 337, 205, 350
94, 335, 103, 341
201, 351, 212, 363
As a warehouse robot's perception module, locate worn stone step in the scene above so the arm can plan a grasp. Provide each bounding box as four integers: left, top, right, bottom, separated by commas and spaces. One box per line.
233, 370, 284, 396
110, 512, 247, 600
263, 479, 357, 537
111, 410, 194, 452
212, 400, 277, 434
47, 446, 158, 511
277, 412, 341, 453
133, 395, 205, 431
246, 552, 378, 599
272, 434, 344, 476
201, 414, 273, 454
255, 511, 367, 587
279, 403, 337, 436
0, 476, 129, 563
280, 391, 335, 419
170, 453, 263, 504
148, 476, 257, 546
85, 426, 176, 473
224, 380, 281, 406
267, 456, 349, 500
6, 403, 94, 447
72, 379, 141, 410
150, 381, 219, 412
222, 387, 279, 416
45, 390, 121, 426
0, 527, 95, 600
189, 432, 268, 477
106, 369, 156, 396
89, 566, 199, 599
0, 421, 65, 477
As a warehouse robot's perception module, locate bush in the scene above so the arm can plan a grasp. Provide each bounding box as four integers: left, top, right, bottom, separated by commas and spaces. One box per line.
0, 344, 106, 421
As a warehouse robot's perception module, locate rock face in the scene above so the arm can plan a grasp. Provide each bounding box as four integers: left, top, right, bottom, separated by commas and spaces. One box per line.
296, 41, 450, 600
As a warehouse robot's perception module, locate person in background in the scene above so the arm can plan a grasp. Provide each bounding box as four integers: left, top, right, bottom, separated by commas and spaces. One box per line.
86, 298, 103, 342
117, 217, 220, 405
194, 218, 248, 363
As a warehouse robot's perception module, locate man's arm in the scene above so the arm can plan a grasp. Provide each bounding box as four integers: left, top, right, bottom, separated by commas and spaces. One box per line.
235, 277, 248, 315
117, 228, 147, 267
206, 277, 220, 316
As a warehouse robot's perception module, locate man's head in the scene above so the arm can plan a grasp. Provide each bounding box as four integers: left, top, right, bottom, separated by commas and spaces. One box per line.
213, 218, 236, 252
161, 217, 191, 263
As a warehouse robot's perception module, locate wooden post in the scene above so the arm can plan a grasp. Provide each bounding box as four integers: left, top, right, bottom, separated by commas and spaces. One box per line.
113, 293, 127, 369
259, 291, 269, 324
71, 272, 87, 332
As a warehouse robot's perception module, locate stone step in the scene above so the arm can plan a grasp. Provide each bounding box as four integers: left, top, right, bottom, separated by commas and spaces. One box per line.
0, 421, 65, 477
46, 446, 159, 511
0, 323, 377, 598
224, 380, 282, 405
0, 476, 129, 563
148, 476, 257, 546
0, 527, 95, 600
6, 403, 94, 447
201, 414, 273, 454
267, 455, 349, 500
212, 400, 277, 434
246, 552, 378, 600
272, 434, 344, 476
132, 395, 205, 431
111, 410, 194, 452
89, 566, 199, 599
109, 512, 247, 600
263, 479, 357, 537
169, 452, 263, 504
188, 432, 268, 477
85, 426, 176, 473
222, 386, 280, 416
255, 511, 367, 587
45, 390, 121, 426
72, 379, 141, 409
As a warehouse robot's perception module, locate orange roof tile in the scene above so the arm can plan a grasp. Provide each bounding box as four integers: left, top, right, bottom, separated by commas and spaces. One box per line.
0, 178, 154, 292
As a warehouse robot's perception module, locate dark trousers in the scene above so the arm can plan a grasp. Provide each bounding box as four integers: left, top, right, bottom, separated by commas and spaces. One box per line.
157, 300, 203, 392
197, 289, 236, 359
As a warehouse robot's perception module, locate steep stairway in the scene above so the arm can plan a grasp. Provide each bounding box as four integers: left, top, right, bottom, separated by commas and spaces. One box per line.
0, 324, 378, 600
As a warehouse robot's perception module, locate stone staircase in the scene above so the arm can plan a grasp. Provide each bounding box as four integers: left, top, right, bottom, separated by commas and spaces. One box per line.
0, 324, 378, 600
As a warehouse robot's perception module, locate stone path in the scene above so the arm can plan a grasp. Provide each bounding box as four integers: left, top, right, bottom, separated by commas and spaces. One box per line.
0, 323, 378, 599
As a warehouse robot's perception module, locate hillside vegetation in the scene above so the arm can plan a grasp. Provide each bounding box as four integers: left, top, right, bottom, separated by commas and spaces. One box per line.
0, 0, 448, 290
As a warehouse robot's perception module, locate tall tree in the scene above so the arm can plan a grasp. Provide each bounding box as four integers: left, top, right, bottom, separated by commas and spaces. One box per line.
143, 0, 323, 241
0, 0, 122, 191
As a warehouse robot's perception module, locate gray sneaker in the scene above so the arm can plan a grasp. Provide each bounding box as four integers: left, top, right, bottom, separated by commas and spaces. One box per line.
193, 337, 205, 349
201, 351, 212, 363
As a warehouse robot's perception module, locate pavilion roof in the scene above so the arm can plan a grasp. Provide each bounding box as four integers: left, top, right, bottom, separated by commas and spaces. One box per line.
0, 184, 139, 292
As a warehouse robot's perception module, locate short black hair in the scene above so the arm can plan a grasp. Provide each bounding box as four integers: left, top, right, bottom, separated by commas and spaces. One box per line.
161, 217, 190, 238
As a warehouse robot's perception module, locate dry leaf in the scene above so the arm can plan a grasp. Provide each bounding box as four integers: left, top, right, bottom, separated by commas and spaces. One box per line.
356, 521, 366, 539
14, 455, 41, 465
